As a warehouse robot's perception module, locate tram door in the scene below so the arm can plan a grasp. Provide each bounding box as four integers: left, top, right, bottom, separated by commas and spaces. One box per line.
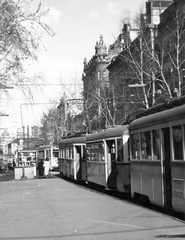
75, 146, 82, 180
106, 140, 116, 189
162, 127, 172, 208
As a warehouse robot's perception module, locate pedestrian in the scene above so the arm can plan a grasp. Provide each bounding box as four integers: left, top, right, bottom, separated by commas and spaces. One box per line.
13, 159, 16, 171
37, 159, 44, 178
44, 157, 50, 178
8, 162, 12, 172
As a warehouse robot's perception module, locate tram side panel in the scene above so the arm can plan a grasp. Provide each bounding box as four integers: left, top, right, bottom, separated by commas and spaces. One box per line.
130, 161, 163, 206
171, 162, 185, 213
86, 141, 107, 187
129, 126, 164, 207
87, 161, 106, 186
116, 132, 130, 193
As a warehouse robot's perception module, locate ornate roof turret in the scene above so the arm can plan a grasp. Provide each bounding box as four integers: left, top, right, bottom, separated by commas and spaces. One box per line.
95, 35, 108, 59
83, 57, 87, 71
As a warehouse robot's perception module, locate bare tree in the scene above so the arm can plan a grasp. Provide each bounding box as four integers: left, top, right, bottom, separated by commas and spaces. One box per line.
40, 104, 59, 145
154, 3, 185, 98
0, 0, 54, 101
122, 1, 185, 107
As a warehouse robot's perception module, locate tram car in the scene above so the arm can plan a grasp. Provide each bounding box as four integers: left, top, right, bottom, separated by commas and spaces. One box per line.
86, 125, 130, 192
129, 104, 185, 214
37, 145, 59, 171
58, 136, 86, 181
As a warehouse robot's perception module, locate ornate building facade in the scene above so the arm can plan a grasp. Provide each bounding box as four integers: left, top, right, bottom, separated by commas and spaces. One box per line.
82, 34, 124, 131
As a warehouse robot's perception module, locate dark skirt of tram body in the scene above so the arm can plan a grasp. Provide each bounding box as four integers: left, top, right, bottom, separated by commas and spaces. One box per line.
129, 104, 185, 214
86, 125, 130, 193
58, 137, 86, 181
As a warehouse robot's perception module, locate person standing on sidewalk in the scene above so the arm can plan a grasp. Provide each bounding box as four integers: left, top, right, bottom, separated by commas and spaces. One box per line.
44, 157, 50, 178
37, 160, 44, 178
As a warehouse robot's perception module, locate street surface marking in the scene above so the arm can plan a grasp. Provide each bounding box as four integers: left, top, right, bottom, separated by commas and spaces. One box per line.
23, 192, 31, 200
55, 189, 69, 191
92, 220, 145, 229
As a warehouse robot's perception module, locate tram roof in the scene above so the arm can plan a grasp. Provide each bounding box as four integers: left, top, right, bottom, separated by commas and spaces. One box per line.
58, 136, 85, 146
86, 125, 128, 142
36, 145, 58, 150
129, 104, 185, 130
18, 149, 38, 153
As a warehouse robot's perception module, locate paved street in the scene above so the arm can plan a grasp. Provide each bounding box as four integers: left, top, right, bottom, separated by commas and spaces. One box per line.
0, 172, 184, 240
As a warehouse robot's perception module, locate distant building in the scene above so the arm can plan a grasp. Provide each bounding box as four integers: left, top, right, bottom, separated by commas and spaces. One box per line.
82, 34, 125, 131
31, 126, 41, 138
107, 0, 173, 124
146, 0, 173, 25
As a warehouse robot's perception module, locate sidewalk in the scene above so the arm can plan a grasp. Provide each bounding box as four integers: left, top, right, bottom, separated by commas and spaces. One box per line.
0, 170, 59, 182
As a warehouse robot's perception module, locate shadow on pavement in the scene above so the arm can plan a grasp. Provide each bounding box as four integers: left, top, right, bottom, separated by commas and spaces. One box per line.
155, 234, 185, 238
0, 171, 14, 182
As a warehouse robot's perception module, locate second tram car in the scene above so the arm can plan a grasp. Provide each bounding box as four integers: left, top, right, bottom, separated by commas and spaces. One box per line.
86, 125, 130, 192
129, 104, 185, 214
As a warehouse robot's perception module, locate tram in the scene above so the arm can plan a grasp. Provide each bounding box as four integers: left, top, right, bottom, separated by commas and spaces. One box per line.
37, 145, 59, 171
58, 136, 86, 180
58, 125, 130, 192
86, 125, 130, 192
129, 104, 185, 214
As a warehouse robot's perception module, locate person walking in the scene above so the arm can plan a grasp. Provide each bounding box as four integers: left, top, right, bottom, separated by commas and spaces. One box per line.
37, 160, 44, 178
13, 159, 16, 171
44, 157, 50, 178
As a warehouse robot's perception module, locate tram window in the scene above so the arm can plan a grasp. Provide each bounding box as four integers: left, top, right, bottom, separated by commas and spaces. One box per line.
53, 151, 59, 158
152, 130, 160, 160
141, 131, 151, 160
94, 144, 99, 161
117, 139, 123, 162
61, 148, 65, 158
86, 145, 91, 161
91, 144, 95, 161
66, 148, 69, 159
173, 125, 183, 160
131, 134, 140, 160
82, 145, 86, 159
99, 143, 104, 162
69, 147, 73, 159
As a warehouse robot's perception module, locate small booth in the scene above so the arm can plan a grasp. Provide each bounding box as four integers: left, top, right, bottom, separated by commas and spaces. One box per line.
15, 149, 37, 180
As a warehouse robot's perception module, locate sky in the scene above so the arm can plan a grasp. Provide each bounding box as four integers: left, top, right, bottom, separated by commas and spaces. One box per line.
0, 0, 145, 136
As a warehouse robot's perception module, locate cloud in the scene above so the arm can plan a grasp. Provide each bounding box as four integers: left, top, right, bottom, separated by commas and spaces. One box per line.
89, 9, 100, 19
107, 2, 120, 14
48, 6, 62, 23
44, 6, 62, 24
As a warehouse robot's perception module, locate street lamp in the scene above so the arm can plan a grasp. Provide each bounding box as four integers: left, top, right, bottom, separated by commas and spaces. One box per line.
17, 127, 27, 180
17, 128, 23, 165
